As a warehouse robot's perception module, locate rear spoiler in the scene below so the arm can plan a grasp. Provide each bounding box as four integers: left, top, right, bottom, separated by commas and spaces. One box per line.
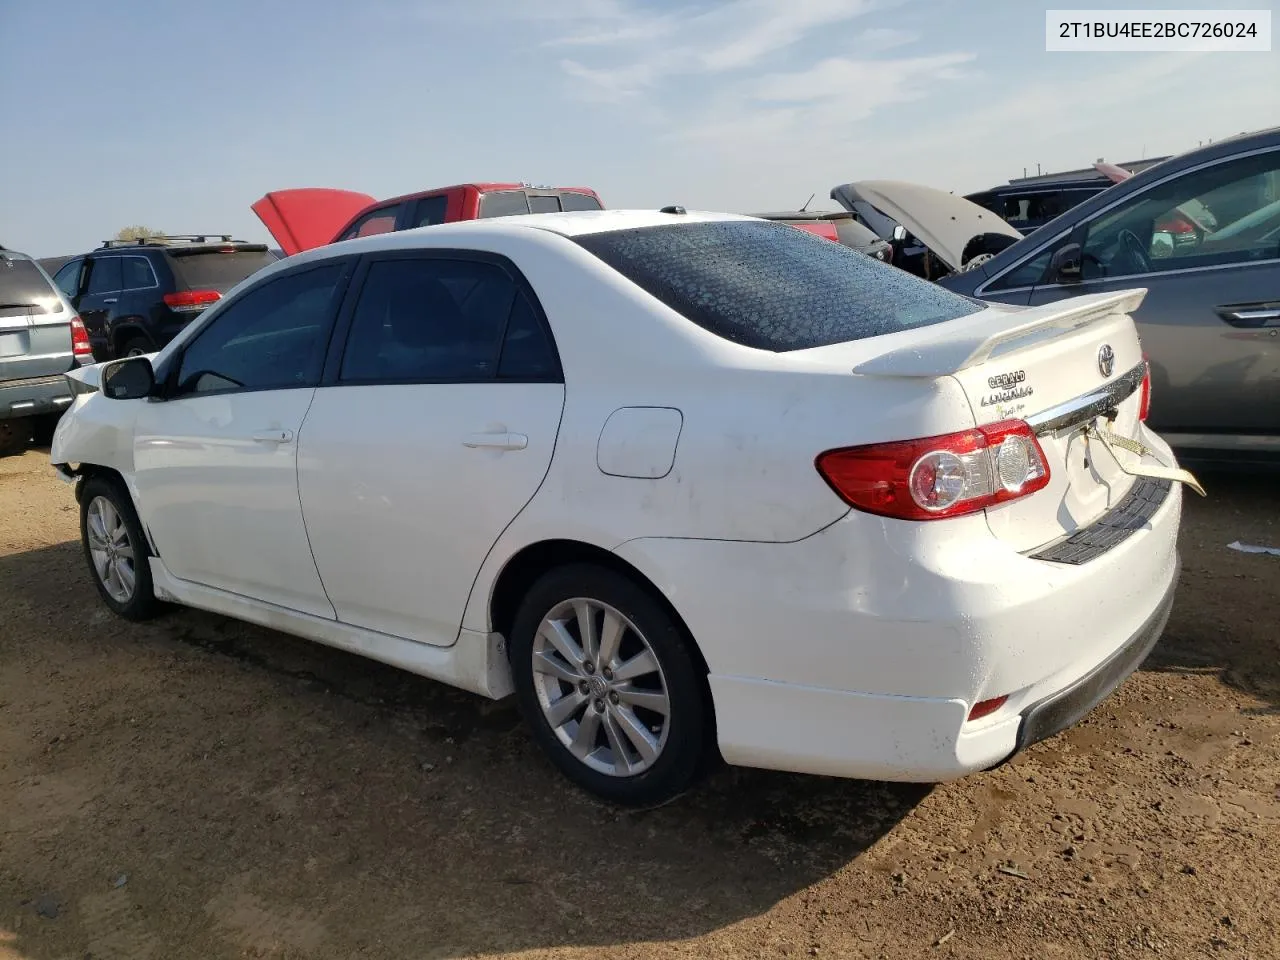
853, 289, 1147, 378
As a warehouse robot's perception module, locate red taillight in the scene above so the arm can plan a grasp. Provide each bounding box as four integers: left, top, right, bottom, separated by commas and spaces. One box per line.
1138, 355, 1152, 422
967, 695, 1008, 722
815, 420, 1051, 521
69, 315, 94, 360
163, 289, 221, 312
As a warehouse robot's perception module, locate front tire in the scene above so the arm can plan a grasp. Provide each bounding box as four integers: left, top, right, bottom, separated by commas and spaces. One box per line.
509, 564, 709, 806
80, 476, 158, 621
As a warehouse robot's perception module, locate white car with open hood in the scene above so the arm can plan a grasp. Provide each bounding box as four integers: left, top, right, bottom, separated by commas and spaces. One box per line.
50, 209, 1194, 805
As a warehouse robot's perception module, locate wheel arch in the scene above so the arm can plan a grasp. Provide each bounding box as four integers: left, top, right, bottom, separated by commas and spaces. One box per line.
110, 323, 155, 355
487, 538, 711, 682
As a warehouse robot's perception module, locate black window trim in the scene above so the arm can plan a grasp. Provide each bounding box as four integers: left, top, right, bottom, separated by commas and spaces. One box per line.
976, 143, 1280, 296
320, 248, 564, 388
157, 256, 357, 401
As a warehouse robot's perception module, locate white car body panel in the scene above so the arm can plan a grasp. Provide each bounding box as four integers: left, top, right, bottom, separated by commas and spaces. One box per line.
133, 388, 335, 618
50, 209, 1185, 785
298, 381, 565, 645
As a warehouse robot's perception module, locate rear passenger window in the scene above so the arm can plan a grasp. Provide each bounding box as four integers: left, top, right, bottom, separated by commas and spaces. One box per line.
478, 191, 531, 218
121, 257, 157, 290
340, 205, 401, 242
560, 192, 602, 212
86, 257, 122, 295
498, 294, 558, 379
340, 258, 558, 383
411, 195, 448, 228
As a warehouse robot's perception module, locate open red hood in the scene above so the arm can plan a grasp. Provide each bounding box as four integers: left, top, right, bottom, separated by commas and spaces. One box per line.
251, 188, 376, 256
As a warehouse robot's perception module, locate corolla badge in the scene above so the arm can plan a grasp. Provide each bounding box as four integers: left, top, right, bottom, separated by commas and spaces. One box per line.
1097, 344, 1115, 378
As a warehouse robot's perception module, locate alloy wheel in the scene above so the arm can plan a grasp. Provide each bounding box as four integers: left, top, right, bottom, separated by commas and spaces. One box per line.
86, 495, 137, 603
531, 598, 671, 777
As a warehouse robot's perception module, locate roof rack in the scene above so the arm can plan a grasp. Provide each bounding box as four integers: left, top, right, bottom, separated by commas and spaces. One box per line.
99, 234, 241, 248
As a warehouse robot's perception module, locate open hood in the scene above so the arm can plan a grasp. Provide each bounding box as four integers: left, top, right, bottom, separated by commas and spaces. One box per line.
251, 188, 377, 256
831, 180, 1022, 272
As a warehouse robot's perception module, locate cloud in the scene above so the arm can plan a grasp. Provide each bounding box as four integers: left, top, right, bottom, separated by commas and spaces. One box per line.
539, 0, 888, 100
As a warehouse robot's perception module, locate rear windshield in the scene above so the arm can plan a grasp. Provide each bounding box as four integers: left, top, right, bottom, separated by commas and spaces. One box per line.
169, 249, 277, 290
480, 190, 604, 218
0, 256, 60, 314
574, 220, 984, 352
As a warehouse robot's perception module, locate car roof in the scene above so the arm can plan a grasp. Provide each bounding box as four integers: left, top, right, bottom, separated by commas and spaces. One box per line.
370, 208, 754, 241
373, 182, 601, 207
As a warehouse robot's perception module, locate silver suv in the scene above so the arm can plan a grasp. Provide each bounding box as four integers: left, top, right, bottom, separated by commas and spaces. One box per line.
0, 247, 93, 455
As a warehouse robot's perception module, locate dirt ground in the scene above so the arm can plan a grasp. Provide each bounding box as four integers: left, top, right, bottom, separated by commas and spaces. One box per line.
1, 447, 1277, 960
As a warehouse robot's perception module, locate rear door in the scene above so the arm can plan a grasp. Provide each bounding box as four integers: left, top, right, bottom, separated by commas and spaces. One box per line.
1026, 145, 1280, 438
297, 251, 565, 646
0, 256, 73, 380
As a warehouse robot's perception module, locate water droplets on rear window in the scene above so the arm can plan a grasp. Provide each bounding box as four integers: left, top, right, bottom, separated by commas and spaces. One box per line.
575, 220, 984, 352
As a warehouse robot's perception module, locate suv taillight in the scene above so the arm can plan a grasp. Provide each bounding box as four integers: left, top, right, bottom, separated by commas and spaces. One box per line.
816, 420, 1051, 521
1138, 355, 1152, 422
69, 315, 94, 361
163, 290, 221, 312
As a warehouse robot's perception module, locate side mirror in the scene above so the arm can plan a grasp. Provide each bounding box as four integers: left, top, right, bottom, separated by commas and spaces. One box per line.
100, 356, 155, 400
1048, 242, 1083, 283
891, 224, 908, 242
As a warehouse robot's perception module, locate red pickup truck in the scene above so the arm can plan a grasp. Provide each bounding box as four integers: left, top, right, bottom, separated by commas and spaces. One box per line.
253, 182, 605, 256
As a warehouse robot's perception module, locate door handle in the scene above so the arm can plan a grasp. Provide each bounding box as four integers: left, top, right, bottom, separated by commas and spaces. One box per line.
463, 432, 528, 451
251, 429, 295, 444
103, 298, 118, 304
1217, 305, 1280, 328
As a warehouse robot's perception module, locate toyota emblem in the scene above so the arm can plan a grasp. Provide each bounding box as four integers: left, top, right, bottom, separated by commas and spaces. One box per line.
1097, 344, 1115, 378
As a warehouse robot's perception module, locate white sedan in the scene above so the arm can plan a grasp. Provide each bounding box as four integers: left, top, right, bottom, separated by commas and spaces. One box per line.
52, 209, 1188, 806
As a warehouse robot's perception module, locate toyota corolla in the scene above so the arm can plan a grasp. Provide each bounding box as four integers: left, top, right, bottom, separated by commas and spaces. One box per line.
51, 209, 1197, 806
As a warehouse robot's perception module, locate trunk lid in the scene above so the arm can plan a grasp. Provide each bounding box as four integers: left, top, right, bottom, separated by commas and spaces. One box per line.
0, 255, 74, 381
852, 289, 1151, 551
251, 188, 377, 256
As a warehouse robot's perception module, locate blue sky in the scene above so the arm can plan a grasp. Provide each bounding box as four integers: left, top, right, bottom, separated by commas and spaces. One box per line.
3, 0, 1276, 257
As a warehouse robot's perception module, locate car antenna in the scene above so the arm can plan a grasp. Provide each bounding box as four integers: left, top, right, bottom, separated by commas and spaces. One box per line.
799, 192, 815, 212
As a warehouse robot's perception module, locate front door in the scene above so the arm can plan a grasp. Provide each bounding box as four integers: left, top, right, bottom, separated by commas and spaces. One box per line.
77, 256, 123, 360
298, 252, 565, 645
133, 259, 351, 617
1026, 146, 1280, 438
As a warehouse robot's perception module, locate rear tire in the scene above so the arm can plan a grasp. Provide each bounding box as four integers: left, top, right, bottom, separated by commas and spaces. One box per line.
79, 475, 159, 621
0, 418, 30, 457
117, 335, 152, 359
509, 564, 709, 806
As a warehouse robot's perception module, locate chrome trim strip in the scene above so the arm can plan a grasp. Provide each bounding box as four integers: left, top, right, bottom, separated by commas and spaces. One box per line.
1025, 361, 1146, 437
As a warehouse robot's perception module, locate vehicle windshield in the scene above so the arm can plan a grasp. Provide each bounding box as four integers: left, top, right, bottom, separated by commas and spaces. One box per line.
575, 220, 985, 352
0, 256, 60, 315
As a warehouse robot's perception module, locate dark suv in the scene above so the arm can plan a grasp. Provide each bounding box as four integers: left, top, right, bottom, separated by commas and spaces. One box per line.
50, 236, 278, 360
